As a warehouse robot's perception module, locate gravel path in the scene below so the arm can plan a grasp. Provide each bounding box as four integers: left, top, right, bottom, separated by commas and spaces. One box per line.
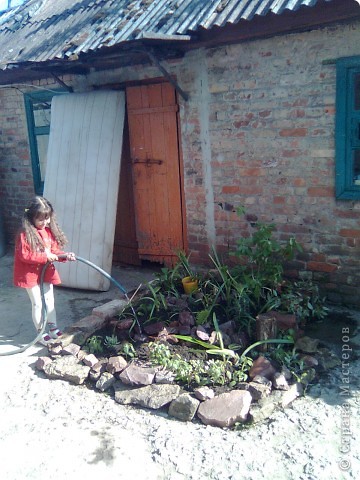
0, 254, 359, 479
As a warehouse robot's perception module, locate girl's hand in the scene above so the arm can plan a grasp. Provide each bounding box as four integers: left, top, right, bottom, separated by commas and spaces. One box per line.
47, 253, 58, 262
66, 252, 76, 261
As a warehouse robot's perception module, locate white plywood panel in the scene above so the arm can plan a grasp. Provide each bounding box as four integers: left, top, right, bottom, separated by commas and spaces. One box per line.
44, 91, 125, 290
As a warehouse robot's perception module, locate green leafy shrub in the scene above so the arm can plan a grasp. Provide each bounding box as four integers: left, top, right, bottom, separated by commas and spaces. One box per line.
231, 211, 302, 311
85, 335, 104, 354
111, 208, 328, 389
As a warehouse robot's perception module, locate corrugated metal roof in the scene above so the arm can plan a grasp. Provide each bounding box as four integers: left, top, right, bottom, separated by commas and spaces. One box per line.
0, 0, 336, 69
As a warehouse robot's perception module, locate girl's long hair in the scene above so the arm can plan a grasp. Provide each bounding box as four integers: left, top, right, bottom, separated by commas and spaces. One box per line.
20, 196, 68, 251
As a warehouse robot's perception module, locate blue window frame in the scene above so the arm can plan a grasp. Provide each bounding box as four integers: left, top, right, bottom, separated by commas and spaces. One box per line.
336, 56, 360, 200
24, 90, 64, 195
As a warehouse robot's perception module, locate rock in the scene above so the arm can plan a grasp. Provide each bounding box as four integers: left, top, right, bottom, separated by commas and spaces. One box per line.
272, 312, 297, 331
154, 369, 175, 384
272, 372, 289, 391
35, 356, 52, 371
92, 299, 128, 320
218, 320, 236, 336
64, 315, 107, 341
316, 348, 341, 370
295, 336, 319, 353
178, 311, 195, 327
249, 356, 277, 379
113, 317, 134, 331
96, 372, 116, 392
48, 343, 63, 356
77, 349, 87, 361
208, 330, 231, 346
168, 393, 200, 422
83, 353, 99, 368
207, 330, 215, 345
252, 375, 272, 387
193, 386, 215, 401
91, 359, 108, 373
249, 391, 283, 423
178, 325, 192, 335
88, 359, 108, 382
195, 325, 209, 341
281, 382, 303, 407
60, 331, 88, 347
89, 370, 102, 382
114, 383, 181, 409
197, 390, 252, 428
43, 356, 90, 385
247, 381, 272, 400
143, 322, 166, 335
106, 355, 127, 374
300, 354, 319, 367
281, 366, 292, 381
118, 364, 156, 386
61, 343, 81, 356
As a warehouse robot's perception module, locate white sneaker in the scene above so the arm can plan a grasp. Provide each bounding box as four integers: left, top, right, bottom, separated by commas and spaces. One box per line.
49, 328, 63, 339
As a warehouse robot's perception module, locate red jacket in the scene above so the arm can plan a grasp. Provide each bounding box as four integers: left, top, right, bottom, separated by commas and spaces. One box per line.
13, 227, 65, 288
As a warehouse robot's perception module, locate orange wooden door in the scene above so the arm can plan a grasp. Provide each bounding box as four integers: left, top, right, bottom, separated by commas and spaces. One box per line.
126, 83, 185, 265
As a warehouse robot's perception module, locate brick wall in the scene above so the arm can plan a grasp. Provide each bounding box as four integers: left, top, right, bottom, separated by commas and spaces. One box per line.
0, 77, 70, 244
178, 22, 360, 306
1, 20, 360, 306
0, 85, 35, 244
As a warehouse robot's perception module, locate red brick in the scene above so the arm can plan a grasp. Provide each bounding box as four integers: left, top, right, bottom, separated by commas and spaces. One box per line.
222, 186, 240, 194
292, 177, 306, 187
282, 150, 301, 157
307, 187, 334, 197
307, 262, 338, 273
279, 128, 307, 137
339, 229, 360, 238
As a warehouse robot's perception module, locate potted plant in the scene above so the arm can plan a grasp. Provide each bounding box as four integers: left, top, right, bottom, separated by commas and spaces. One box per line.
176, 251, 199, 294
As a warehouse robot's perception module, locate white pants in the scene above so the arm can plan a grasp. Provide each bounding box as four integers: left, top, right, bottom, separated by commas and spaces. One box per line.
26, 283, 57, 332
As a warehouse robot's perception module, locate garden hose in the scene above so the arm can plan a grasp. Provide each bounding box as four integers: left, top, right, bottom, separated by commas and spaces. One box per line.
0, 254, 139, 356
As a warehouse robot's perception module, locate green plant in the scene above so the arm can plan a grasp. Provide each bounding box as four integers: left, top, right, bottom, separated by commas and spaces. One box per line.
104, 334, 120, 351
174, 334, 239, 360
270, 346, 306, 382
240, 337, 294, 359
139, 283, 169, 324
277, 280, 329, 325
85, 335, 104, 354
234, 355, 253, 383
175, 250, 199, 281
119, 284, 168, 328
148, 341, 252, 387
209, 248, 251, 322
231, 209, 302, 311
206, 359, 229, 385
119, 341, 137, 359
148, 342, 201, 385
154, 267, 182, 295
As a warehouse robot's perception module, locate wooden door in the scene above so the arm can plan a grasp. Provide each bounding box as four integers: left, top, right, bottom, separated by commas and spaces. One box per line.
126, 83, 185, 265
44, 91, 125, 290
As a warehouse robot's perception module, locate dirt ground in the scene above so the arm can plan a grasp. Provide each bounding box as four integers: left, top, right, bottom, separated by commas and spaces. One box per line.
0, 252, 359, 480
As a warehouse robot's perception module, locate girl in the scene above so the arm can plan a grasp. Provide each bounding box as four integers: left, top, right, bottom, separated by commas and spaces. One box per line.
13, 196, 76, 345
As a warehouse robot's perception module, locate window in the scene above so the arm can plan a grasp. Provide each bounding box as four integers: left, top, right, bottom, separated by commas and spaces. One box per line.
24, 90, 64, 194
336, 56, 360, 200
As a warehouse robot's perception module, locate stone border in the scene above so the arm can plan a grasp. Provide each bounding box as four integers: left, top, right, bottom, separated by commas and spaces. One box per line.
34, 300, 340, 428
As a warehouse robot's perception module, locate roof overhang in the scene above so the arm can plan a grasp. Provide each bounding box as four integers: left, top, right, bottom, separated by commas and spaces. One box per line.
1, 0, 360, 85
